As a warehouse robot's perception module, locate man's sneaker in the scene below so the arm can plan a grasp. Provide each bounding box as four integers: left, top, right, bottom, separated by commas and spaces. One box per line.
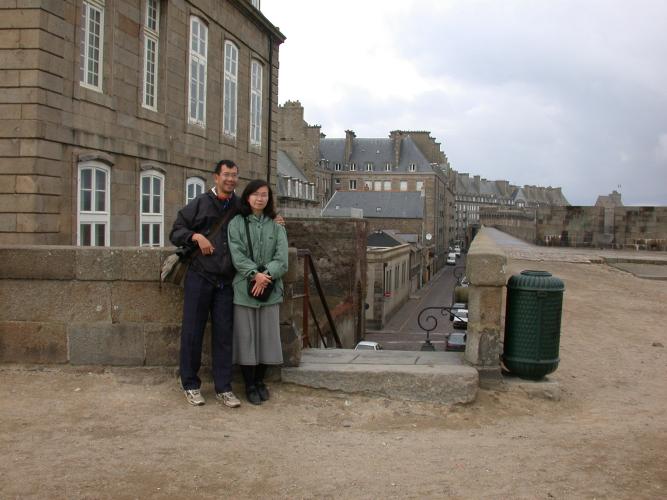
216, 391, 241, 408
184, 389, 205, 406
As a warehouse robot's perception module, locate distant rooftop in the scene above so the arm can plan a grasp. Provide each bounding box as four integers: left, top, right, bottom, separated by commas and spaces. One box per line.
322, 191, 424, 219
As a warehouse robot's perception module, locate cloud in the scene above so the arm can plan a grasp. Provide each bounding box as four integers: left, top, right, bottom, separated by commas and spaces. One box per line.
263, 0, 667, 205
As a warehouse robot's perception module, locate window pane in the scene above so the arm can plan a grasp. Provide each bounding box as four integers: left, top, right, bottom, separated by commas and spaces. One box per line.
81, 190, 92, 211
152, 223, 160, 246
81, 168, 92, 190
152, 192, 160, 214
141, 223, 150, 245
142, 194, 150, 213
95, 224, 105, 246
80, 223, 91, 246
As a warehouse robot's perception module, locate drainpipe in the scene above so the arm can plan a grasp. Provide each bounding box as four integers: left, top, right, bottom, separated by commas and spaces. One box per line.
266, 36, 274, 184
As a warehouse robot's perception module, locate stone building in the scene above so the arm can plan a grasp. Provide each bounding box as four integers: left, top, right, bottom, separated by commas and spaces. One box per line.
319, 130, 455, 271
454, 173, 569, 246
0, 0, 284, 246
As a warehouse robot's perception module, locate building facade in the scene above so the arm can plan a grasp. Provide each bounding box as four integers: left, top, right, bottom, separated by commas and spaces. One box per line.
0, 0, 284, 246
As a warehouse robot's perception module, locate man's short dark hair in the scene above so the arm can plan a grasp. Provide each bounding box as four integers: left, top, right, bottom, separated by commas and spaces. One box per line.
214, 159, 237, 174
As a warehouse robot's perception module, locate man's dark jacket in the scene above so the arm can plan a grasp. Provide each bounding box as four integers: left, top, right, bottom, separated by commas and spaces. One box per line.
169, 190, 239, 283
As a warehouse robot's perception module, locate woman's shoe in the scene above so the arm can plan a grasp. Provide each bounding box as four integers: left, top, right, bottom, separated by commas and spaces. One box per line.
245, 386, 262, 405
256, 382, 270, 401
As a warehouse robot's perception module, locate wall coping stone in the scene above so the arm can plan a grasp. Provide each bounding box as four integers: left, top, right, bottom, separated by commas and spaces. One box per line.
466, 227, 508, 286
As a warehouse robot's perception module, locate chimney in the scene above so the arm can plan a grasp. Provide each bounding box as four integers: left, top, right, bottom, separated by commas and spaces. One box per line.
344, 129, 356, 164
474, 175, 480, 191
389, 130, 403, 167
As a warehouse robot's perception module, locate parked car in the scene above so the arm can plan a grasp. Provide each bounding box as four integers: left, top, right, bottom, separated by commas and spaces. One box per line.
446, 252, 456, 265
452, 309, 468, 329
446, 332, 466, 351
449, 302, 467, 321
355, 341, 383, 351
454, 245, 462, 256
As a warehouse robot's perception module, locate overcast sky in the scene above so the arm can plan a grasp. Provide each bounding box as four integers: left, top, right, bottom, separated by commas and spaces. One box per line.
262, 0, 667, 206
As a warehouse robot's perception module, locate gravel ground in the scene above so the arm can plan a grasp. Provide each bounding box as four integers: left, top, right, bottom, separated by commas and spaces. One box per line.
1, 257, 666, 499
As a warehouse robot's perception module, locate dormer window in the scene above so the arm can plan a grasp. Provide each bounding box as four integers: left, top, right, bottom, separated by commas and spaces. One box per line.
408, 163, 416, 172
366, 162, 373, 171
334, 163, 341, 171
385, 163, 391, 171
350, 162, 356, 171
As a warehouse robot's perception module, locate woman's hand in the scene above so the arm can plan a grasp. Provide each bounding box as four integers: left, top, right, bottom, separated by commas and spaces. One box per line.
251, 272, 272, 296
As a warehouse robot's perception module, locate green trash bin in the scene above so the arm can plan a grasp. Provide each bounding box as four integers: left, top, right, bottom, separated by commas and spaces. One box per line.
503, 270, 564, 380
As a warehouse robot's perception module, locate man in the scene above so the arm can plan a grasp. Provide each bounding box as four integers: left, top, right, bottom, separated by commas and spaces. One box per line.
169, 159, 242, 408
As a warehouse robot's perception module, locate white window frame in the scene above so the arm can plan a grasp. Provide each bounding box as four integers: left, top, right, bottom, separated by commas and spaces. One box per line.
223, 40, 238, 137
373, 181, 382, 191
350, 162, 356, 171
416, 181, 424, 192
185, 176, 205, 204
142, 0, 160, 110
80, 0, 105, 92
365, 162, 373, 172
383, 181, 391, 191
409, 163, 416, 172
188, 16, 208, 126
349, 179, 357, 190
140, 170, 165, 247
77, 161, 110, 246
334, 163, 341, 171
385, 163, 391, 171
400, 181, 407, 191
250, 59, 263, 146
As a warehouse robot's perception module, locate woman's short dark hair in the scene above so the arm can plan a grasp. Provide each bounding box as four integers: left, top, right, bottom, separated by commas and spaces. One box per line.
239, 179, 277, 219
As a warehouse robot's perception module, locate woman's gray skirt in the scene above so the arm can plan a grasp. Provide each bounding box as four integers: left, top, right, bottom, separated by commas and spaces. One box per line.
233, 304, 283, 365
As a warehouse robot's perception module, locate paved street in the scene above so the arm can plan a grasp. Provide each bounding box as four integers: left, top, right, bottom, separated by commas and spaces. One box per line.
365, 257, 465, 351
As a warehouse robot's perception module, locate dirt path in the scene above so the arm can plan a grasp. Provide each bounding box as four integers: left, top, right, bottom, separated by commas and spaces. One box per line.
1, 259, 666, 499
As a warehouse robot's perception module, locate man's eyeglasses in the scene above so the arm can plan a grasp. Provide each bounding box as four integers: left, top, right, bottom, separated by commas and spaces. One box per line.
218, 173, 238, 179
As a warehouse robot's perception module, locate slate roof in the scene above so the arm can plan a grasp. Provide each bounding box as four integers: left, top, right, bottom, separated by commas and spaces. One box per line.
367, 230, 407, 248
455, 172, 569, 206
321, 191, 424, 218
277, 150, 307, 181
319, 136, 433, 173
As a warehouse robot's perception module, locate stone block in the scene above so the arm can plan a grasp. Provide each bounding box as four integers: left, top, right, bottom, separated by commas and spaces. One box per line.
280, 320, 301, 367
17, 212, 60, 232
144, 323, 180, 366
110, 281, 182, 324
0, 320, 67, 363
467, 285, 504, 332
120, 247, 162, 281
75, 247, 123, 281
0, 70, 20, 87
0, 246, 76, 279
15, 174, 61, 195
0, 280, 111, 322
0, 213, 17, 231
464, 329, 501, 368
68, 323, 145, 365
0, 174, 16, 192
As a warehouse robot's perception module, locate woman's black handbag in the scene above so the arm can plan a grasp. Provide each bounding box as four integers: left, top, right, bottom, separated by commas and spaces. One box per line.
244, 217, 274, 302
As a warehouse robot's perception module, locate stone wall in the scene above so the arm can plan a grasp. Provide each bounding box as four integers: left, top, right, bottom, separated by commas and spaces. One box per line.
1, 218, 366, 364
284, 218, 368, 348
0, 1, 283, 245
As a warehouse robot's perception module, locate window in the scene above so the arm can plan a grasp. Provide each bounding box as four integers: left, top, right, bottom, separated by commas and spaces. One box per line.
185, 177, 205, 204
376, 207, 382, 212
251, 0, 260, 8
142, 0, 159, 110
416, 181, 424, 192
383, 181, 391, 191
140, 170, 164, 246
400, 181, 407, 191
250, 60, 263, 146
402, 262, 406, 285
385, 163, 391, 171
349, 179, 357, 190
80, 0, 105, 91
223, 41, 238, 137
365, 162, 373, 171
78, 161, 110, 246
364, 180, 372, 191
394, 264, 399, 290
409, 163, 416, 172
335, 178, 340, 185
334, 163, 341, 171
350, 163, 356, 171
373, 181, 381, 191
384, 267, 392, 294
188, 16, 207, 126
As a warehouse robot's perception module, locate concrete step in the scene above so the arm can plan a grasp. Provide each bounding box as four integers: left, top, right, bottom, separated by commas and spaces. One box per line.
281, 348, 478, 405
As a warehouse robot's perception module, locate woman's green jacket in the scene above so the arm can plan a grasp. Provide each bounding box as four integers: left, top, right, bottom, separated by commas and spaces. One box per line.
227, 213, 289, 308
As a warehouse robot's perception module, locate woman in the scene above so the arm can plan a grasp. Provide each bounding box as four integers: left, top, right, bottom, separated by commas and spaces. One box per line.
228, 179, 288, 405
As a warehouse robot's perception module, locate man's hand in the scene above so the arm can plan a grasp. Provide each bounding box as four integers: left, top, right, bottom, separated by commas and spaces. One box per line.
192, 233, 215, 255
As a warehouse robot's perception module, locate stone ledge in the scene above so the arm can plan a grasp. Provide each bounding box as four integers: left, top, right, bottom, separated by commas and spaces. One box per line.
498, 374, 561, 401
466, 227, 508, 286
281, 362, 478, 405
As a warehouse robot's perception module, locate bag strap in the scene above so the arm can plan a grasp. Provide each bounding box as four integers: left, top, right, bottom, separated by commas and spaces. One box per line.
243, 216, 255, 263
